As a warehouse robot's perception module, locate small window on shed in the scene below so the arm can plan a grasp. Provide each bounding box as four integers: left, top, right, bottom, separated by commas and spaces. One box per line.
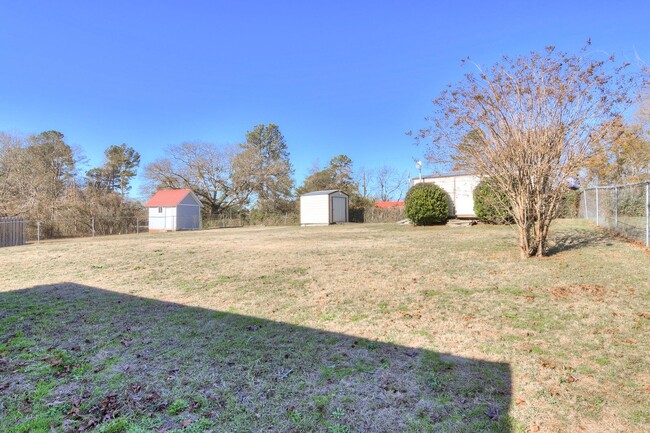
158, 207, 163, 213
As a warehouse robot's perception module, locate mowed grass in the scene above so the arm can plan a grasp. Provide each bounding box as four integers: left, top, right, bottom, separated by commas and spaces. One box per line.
0, 219, 648, 432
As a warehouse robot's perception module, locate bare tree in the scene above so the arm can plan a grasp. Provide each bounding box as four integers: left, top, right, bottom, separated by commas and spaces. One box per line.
355, 166, 374, 201
417, 44, 643, 258
374, 165, 407, 201
144, 142, 249, 216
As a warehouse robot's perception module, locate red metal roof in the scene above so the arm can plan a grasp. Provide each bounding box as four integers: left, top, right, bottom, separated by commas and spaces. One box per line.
144, 189, 194, 207
375, 201, 404, 208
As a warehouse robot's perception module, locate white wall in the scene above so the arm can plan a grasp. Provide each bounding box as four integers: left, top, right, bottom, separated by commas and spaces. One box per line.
148, 207, 176, 231
300, 195, 330, 225
414, 175, 481, 217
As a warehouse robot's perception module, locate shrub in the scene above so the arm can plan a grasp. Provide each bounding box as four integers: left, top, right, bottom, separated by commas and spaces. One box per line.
473, 178, 512, 224
557, 189, 581, 218
404, 183, 449, 225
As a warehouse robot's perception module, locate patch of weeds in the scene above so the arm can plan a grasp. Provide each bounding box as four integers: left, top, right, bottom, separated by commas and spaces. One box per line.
458, 380, 487, 398
421, 289, 438, 298
8, 409, 64, 433
354, 339, 379, 350
288, 409, 303, 425
170, 418, 215, 433
71, 362, 93, 378
1, 331, 34, 351
326, 422, 351, 433
592, 356, 610, 366
377, 301, 390, 313
167, 398, 189, 416
312, 394, 332, 415
215, 275, 238, 284
419, 352, 453, 392
320, 359, 377, 382
319, 312, 336, 321
529, 345, 548, 355
331, 407, 345, 419
32, 379, 57, 402
426, 371, 446, 392
629, 409, 650, 424
96, 417, 131, 433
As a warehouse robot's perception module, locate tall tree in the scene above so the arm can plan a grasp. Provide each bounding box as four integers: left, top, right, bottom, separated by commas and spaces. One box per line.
25, 131, 77, 220
86, 144, 141, 199
416, 44, 641, 258
235, 124, 294, 213
104, 144, 141, 199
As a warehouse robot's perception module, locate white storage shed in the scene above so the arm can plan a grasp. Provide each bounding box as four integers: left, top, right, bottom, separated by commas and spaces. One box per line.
144, 189, 202, 232
300, 190, 349, 226
413, 171, 481, 218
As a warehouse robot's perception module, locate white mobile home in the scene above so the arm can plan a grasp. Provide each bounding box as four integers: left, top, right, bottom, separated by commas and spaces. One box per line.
144, 189, 202, 232
300, 190, 349, 225
413, 171, 481, 218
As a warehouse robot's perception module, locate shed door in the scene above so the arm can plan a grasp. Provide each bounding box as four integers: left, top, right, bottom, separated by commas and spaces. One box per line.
332, 197, 347, 223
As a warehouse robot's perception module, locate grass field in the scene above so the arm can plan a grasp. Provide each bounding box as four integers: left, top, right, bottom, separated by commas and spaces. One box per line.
0, 220, 648, 432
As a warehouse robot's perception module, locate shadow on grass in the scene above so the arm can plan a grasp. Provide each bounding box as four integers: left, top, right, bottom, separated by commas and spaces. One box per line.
547, 228, 613, 256
0, 284, 512, 432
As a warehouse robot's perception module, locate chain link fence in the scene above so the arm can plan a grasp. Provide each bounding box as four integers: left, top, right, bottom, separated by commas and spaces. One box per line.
579, 181, 649, 247
23, 216, 148, 242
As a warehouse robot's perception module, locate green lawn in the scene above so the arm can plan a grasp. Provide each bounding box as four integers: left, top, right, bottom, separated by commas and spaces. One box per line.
0, 219, 648, 432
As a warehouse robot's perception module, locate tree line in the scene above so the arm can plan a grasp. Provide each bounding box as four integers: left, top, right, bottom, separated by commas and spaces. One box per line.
0, 124, 408, 234
0, 130, 143, 237
142, 124, 408, 221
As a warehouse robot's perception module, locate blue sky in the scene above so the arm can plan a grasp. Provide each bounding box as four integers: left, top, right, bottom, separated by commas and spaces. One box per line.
1, 1, 648, 199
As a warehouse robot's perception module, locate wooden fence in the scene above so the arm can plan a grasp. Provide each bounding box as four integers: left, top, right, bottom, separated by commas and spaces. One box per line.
0, 217, 26, 247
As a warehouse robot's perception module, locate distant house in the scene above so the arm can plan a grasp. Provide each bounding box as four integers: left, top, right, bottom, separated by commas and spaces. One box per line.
375, 201, 404, 208
144, 189, 202, 232
412, 171, 481, 218
300, 190, 349, 226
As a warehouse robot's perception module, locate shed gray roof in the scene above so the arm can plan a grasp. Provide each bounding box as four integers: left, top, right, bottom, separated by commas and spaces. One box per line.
301, 190, 348, 197
420, 170, 476, 179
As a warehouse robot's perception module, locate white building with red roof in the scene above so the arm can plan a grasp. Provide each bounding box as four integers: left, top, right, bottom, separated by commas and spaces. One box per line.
144, 189, 202, 232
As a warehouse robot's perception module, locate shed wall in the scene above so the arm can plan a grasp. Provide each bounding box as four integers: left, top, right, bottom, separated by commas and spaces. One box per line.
175, 205, 201, 230
300, 195, 330, 225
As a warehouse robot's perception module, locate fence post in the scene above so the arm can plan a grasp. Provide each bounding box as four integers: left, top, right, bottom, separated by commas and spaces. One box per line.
91, 218, 95, 237
614, 187, 618, 228
37, 221, 40, 243
595, 187, 599, 226
583, 190, 588, 220
136, 218, 139, 234
646, 182, 649, 248
645, 182, 650, 247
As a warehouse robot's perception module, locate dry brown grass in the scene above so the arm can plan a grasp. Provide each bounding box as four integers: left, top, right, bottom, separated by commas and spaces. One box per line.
0, 219, 648, 432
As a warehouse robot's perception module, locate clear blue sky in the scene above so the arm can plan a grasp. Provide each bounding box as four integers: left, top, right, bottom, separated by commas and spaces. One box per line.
1, 1, 648, 199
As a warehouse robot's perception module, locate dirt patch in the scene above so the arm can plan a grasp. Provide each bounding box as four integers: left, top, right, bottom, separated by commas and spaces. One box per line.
551, 284, 606, 299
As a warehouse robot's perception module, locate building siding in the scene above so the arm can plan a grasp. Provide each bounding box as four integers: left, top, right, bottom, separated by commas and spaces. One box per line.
300, 195, 330, 225
413, 174, 480, 218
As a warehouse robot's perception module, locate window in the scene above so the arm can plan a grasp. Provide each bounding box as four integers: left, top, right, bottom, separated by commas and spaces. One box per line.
158, 207, 163, 213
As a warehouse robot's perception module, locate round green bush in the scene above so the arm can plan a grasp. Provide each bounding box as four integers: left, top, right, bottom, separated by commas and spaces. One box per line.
405, 183, 449, 225
473, 178, 511, 224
